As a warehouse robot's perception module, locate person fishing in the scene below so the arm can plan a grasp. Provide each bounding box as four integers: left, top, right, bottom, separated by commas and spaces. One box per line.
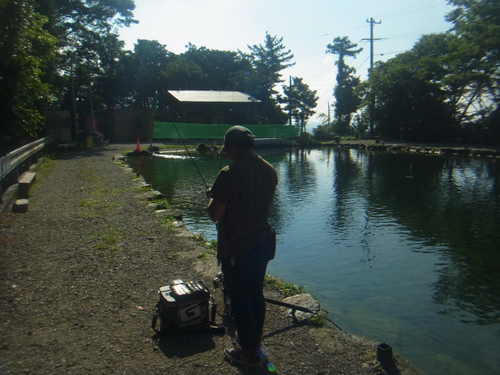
206, 126, 278, 367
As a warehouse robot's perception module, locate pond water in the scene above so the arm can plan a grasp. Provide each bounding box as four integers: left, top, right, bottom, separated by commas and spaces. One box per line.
127, 148, 500, 375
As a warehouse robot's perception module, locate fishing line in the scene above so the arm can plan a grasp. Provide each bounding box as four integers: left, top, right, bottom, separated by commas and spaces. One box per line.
171, 121, 209, 190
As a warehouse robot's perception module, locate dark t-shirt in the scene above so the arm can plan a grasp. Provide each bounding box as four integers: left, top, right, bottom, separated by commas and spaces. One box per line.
210, 155, 277, 260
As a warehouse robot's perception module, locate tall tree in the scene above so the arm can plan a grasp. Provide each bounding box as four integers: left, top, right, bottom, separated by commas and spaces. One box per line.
0, 0, 56, 148
35, 0, 136, 48
446, 0, 500, 58
361, 1, 499, 144
245, 32, 295, 123
123, 39, 172, 109
326, 36, 363, 136
278, 77, 319, 136
446, 0, 500, 141
35, 0, 136, 116
246, 33, 295, 98
161, 55, 204, 91
367, 39, 455, 142
181, 44, 253, 91
93, 34, 129, 111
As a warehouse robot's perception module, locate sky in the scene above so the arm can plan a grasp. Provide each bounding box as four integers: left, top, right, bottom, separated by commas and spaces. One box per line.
118, 0, 455, 127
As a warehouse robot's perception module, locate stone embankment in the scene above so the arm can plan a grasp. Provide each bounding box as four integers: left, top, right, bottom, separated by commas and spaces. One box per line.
337, 140, 500, 158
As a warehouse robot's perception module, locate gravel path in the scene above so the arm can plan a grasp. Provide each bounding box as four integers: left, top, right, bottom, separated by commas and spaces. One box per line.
0, 144, 419, 375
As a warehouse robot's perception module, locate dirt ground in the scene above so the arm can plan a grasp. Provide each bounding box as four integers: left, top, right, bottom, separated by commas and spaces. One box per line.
0, 144, 420, 375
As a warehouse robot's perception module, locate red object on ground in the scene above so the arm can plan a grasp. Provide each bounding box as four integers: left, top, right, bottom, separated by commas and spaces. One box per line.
135, 139, 141, 152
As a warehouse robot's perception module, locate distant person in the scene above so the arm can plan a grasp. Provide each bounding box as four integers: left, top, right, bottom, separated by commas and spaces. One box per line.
207, 126, 278, 367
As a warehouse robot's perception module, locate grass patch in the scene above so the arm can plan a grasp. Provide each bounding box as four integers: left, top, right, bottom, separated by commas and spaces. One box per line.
264, 275, 326, 327
264, 275, 306, 297
191, 234, 217, 250
364, 350, 377, 363
307, 313, 326, 328
27, 156, 57, 197
78, 165, 100, 182
78, 198, 118, 218
207, 239, 217, 250
159, 215, 176, 231
32, 155, 57, 175
190, 234, 217, 259
85, 228, 122, 255
150, 197, 171, 209
94, 231, 120, 251
197, 249, 217, 260
91, 186, 122, 196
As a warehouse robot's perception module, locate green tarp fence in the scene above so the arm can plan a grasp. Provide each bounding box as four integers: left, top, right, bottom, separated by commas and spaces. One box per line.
153, 122, 298, 140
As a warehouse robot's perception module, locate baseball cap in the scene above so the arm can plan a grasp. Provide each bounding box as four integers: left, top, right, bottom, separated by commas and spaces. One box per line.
221, 126, 255, 151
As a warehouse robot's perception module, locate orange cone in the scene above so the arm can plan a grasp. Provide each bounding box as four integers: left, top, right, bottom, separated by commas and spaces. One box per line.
135, 138, 141, 152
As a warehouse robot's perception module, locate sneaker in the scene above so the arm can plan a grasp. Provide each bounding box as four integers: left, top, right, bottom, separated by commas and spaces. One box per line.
224, 347, 262, 368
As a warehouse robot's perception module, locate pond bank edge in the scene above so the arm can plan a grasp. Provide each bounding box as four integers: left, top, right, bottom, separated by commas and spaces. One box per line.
116, 152, 421, 375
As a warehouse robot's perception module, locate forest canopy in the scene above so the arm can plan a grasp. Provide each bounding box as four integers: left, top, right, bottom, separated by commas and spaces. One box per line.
0, 0, 498, 150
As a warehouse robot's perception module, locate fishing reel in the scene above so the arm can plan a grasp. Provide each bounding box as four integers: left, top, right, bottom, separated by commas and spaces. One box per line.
212, 272, 224, 289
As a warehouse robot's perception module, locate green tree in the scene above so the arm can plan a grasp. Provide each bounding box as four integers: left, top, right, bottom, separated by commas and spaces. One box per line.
278, 77, 319, 136
246, 33, 295, 98
326, 36, 363, 136
446, 0, 500, 142
446, 0, 499, 58
0, 0, 56, 148
365, 7, 498, 145
161, 55, 204, 91
121, 39, 172, 109
93, 34, 130, 111
35, 0, 136, 48
367, 41, 455, 142
245, 32, 295, 123
312, 113, 336, 140
181, 44, 253, 91
35, 0, 136, 119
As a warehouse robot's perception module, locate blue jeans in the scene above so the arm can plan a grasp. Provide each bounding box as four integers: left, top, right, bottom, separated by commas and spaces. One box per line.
221, 241, 273, 351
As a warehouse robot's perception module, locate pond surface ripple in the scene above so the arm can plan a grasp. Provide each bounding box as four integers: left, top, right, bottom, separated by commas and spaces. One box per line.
127, 148, 500, 375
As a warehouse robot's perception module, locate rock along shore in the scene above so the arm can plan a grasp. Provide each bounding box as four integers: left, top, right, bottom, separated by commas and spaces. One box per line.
0, 143, 420, 375
334, 140, 500, 159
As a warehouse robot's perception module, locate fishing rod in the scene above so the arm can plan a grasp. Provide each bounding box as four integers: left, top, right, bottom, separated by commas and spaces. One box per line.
171, 121, 209, 190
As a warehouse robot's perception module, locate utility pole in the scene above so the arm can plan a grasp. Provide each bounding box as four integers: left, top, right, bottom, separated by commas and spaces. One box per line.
362, 18, 381, 138
327, 101, 330, 125
363, 18, 382, 71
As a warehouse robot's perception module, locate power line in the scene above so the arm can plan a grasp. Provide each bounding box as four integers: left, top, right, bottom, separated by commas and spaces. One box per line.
286, 1, 449, 47
373, 0, 446, 20
287, 24, 368, 44
361, 18, 381, 136
355, 56, 371, 74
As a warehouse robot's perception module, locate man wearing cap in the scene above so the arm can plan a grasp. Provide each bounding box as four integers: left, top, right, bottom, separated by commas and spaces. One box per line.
207, 125, 278, 367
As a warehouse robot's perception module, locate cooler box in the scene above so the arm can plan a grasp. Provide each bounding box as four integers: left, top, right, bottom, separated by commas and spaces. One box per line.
155, 280, 211, 333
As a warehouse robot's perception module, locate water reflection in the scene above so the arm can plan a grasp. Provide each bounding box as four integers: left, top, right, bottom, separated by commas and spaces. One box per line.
127, 148, 500, 375
270, 149, 319, 233
326, 149, 500, 326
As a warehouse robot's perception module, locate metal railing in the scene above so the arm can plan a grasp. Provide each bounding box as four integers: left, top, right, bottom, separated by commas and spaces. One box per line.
1, 136, 53, 203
